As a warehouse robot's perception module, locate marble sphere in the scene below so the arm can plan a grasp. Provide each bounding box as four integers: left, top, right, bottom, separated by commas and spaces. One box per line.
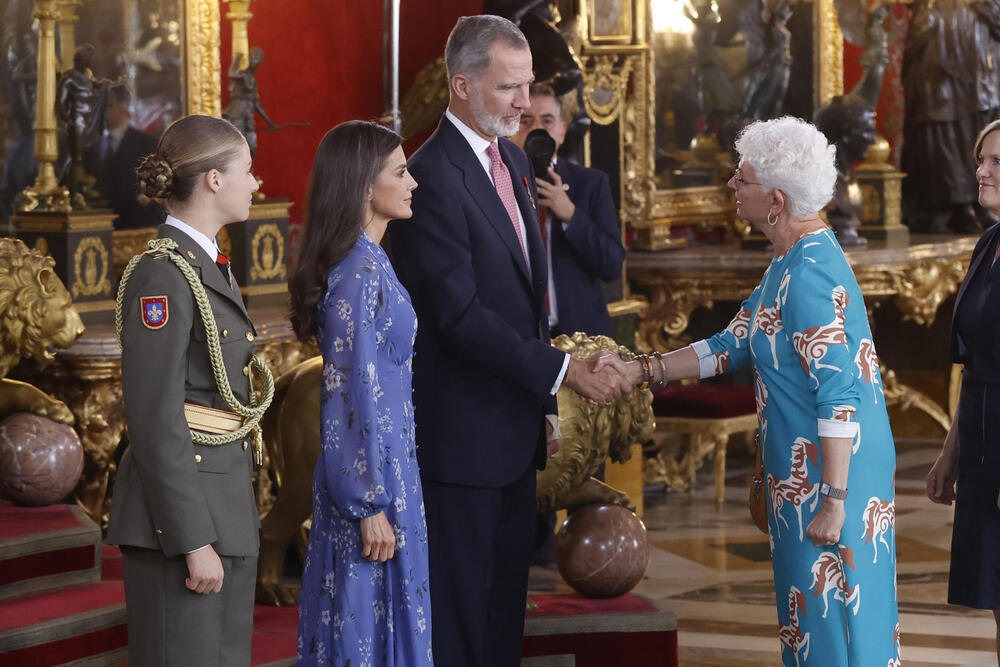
554, 503, 650, 598
0, 413, 83, 506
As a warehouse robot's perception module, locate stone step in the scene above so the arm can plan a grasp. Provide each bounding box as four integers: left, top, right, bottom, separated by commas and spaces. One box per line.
0, 581, 127, 666
0, 503, 101, 601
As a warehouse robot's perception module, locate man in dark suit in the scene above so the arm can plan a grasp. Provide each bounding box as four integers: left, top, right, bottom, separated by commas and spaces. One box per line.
389, 15, 626, 667
94, 85, 163, 229
511, 83, 626, 338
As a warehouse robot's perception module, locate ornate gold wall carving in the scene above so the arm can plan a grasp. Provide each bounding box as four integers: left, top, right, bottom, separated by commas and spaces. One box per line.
186, 0, 221, 116
815, 0, 845, 108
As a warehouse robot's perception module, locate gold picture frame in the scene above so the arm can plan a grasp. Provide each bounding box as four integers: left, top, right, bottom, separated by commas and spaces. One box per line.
588, 0, 634, 44
186, 0, 222, 116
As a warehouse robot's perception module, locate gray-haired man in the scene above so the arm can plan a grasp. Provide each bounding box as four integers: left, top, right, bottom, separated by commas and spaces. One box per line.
389, 14, 626, 667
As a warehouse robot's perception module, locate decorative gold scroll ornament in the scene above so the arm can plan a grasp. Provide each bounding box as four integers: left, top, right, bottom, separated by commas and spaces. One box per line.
186, 0, 221, 116
72, 236, 111, 297
250, 223, 286, 281
582, 54, 635, 125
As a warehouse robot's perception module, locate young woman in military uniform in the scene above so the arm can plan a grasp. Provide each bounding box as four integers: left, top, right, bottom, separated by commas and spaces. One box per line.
107, 114, 272, 666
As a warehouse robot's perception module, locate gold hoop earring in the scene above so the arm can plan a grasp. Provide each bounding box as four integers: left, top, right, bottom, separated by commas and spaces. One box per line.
766, 211, 778, 226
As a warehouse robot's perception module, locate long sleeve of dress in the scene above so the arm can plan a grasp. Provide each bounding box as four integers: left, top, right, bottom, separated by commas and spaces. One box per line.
318, 261, 392, 520
690, 284, 763, 378
781, 261, 861, 440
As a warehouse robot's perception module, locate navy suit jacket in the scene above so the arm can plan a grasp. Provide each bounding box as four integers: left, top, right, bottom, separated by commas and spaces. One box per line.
389, 117, 565, 488
548, 160, 625, 337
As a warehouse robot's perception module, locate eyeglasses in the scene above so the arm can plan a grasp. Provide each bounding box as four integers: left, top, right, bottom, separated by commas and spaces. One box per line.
732, 169, 761, 187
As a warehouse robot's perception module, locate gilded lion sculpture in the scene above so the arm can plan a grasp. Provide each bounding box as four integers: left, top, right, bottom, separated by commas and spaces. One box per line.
254, 333, 653, 606
0, 238, 84, 424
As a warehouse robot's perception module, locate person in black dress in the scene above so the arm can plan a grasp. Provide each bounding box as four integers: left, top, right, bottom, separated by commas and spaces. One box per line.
927, 117, 1000, 661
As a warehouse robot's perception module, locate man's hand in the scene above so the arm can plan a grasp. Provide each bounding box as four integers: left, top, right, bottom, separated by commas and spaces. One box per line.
536, 168, 576, 221
546, 438, 561, 457
593, 353, 641, 389
185, 545, 224, 594
564, 353, 626, 404
360, 511, 396, 563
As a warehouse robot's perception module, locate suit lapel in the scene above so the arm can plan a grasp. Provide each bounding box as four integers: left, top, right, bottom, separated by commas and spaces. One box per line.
439, 120, 533, 285
159, 225, 251, 322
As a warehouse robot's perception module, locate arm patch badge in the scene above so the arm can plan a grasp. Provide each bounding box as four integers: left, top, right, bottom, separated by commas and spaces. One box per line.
140, 296, 169, 329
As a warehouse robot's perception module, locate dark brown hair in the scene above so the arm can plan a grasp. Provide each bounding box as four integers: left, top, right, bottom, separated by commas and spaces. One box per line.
135, 115, 246, 203
289, 120, 401, 341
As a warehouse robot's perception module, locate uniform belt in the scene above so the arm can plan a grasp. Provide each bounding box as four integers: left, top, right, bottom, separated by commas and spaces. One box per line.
184, 402, 242, 435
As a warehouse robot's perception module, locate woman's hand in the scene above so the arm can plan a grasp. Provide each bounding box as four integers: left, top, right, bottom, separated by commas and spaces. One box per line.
360, 511, 395, 562
185, 545, 224, 594
926, 445, 959, 505
806, 499, 846, 547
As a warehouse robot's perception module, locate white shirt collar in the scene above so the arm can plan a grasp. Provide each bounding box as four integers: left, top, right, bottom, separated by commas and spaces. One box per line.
164, 215, 220, 261
445, 108, 496, 163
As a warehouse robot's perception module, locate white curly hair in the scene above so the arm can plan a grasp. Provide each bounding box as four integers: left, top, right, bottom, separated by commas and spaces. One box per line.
734, 116, 837, 217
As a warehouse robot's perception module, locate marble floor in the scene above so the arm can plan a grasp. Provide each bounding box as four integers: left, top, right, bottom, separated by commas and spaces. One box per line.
528, 436, 997, 666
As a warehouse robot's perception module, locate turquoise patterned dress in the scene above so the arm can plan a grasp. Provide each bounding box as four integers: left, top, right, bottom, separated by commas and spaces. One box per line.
695, 229, 900, 666
298, 232, 433, 666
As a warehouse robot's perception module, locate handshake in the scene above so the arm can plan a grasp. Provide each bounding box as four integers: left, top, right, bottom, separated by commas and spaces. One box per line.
563, 352, 637, 405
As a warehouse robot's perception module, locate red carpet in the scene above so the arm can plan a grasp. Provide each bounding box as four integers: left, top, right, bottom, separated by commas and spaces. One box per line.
0, 503, 84, 539
523, 593, 679, 667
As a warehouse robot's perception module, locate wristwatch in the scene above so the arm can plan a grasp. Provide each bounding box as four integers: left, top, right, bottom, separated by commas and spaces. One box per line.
819, 482, 848, 500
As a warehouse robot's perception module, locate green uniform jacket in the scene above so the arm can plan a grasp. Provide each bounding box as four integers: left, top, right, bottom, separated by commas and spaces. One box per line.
107, 224, 260, 558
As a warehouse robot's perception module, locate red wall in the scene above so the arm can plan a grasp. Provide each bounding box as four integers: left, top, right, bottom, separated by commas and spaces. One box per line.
220, 0, 482, 225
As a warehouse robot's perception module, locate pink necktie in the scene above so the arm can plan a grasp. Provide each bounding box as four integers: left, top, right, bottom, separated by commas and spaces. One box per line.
486, 142, 531, 273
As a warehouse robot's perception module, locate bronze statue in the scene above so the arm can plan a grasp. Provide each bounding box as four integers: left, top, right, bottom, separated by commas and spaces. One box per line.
1, 14, 37, 228
815, 95, 877, 246
57, 45, 111, 205
253, 334, 653, 606
222, 47, 278, 158
740, 0, 793, 122
902, 0, 1000, 233
686, 0, 739, 117
0, 238, 84, 423
840, 1, 891, 109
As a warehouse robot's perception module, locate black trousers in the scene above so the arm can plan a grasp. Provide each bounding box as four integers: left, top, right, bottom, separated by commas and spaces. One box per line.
423, 465, 536, 667
121, 546, 256, 667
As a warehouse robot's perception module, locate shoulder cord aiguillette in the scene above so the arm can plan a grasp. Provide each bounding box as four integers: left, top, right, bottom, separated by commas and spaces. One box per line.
116, 238, 274, 456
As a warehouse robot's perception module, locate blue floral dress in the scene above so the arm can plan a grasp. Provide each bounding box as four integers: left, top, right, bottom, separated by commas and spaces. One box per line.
695, 229, 900, 666
298, 232, 433, 666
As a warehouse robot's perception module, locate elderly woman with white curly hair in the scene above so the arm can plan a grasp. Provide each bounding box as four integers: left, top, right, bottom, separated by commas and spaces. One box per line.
605, 116, 900, 664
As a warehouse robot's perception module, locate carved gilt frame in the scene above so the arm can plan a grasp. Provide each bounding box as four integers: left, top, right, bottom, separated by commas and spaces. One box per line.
576, 0, 845, 249
185, 0, 222, 117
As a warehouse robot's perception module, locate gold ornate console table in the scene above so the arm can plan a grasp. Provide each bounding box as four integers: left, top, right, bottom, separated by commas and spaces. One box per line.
15, 306, 315, 527
630, 234, 976, 445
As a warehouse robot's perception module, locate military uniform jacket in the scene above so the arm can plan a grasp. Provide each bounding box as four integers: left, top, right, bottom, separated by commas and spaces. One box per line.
107, 224, 260, 558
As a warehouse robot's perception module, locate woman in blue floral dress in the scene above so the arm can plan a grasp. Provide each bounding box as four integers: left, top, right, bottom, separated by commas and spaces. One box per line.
289, 120, 431, 666
606, 117, 899, 665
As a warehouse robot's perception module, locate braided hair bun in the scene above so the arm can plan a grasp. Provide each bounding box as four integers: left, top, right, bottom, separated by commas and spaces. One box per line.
135, 153, 174, 200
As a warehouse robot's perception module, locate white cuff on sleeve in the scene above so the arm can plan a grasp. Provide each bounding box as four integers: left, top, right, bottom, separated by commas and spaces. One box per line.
550, 353, 571, 395
185, 544, 210, 555
817, 418, 859, 438
690, 340, 719, 379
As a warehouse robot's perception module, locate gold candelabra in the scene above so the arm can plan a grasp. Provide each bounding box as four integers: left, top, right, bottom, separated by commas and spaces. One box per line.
224, 0, 254, 70
16, 0, 70, 213
56, 0, 81, 69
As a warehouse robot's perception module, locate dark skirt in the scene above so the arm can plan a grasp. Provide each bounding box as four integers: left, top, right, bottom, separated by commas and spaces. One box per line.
949, 379, 1000, 609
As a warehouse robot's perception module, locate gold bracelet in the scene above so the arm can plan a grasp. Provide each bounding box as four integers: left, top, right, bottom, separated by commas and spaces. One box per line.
651, 351, 668, 390
638, 354, 651, 390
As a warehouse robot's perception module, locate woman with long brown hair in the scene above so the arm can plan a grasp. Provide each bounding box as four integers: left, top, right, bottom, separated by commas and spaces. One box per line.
289, 120, 430, 665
